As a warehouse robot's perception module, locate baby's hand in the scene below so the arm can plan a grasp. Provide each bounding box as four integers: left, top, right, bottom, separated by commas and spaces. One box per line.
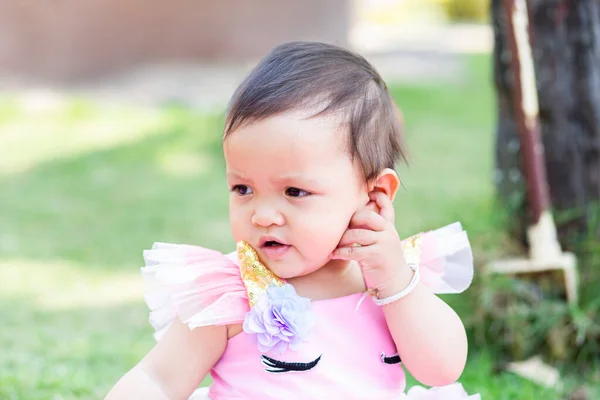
330, 191, 412, 296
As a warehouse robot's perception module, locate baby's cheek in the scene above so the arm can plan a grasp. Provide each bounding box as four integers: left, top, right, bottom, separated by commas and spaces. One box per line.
229, 209, 248, 242
307, 215, 347, 250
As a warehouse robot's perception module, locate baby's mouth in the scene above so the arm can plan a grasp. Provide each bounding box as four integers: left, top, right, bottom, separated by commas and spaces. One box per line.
258, 238, 291, 259
258, 236, 289, 248
263, 240, 285, 248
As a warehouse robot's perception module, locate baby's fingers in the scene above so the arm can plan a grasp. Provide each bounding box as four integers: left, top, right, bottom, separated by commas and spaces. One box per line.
349, 209, 387, 231
330, 245, 368, 261
369, 191, 395, 223
337, 229, 378, 247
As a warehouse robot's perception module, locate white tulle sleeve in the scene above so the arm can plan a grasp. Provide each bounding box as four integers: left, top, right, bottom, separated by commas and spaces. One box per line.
141, 243, 249, 341
406, 222, 474, 294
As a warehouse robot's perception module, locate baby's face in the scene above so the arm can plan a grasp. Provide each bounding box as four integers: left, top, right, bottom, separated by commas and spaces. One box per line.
224, 111, 368, 279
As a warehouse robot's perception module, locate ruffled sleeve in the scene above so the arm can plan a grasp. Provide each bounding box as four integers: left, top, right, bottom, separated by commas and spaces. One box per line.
141, 243, 249, 341
403, 222, 474, 294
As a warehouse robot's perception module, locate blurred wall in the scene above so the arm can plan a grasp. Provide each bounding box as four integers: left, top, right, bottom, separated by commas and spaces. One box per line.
0, 0, 350, 81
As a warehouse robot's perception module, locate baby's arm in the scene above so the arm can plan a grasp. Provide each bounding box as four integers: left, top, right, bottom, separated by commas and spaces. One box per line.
379, 280, 468, 387
331, 191, 468, 387
105, 319, 227, 400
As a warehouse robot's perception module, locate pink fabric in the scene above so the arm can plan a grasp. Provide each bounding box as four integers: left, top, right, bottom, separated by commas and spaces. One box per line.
142, 243, 249, 340
141, 223, 479, 399
210, 293, 405, 399
419, 222, 474, 294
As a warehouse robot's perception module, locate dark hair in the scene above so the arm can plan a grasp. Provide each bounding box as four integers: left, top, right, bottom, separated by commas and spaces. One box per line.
224, 41, 406, 181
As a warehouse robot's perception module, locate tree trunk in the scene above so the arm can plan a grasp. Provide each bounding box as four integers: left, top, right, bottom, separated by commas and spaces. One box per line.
493, 0, 600, 249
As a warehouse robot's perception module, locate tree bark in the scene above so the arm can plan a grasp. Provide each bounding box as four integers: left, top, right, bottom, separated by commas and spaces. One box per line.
493, 0, 600, 249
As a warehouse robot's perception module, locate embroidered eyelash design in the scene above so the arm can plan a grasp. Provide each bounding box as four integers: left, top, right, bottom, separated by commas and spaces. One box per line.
261, 354, 322, 373
381, 352, 402, 365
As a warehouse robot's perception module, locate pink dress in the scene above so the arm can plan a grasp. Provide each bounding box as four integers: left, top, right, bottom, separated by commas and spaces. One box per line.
142, 222, 481, 399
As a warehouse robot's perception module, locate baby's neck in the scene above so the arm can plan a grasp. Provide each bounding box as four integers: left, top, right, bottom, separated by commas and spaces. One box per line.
287, 259, 367, 301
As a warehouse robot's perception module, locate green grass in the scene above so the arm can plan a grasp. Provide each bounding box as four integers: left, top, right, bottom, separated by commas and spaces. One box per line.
1, 55, 596, 399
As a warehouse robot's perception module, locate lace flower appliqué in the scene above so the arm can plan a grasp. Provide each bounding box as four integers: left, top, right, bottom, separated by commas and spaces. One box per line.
243, 284, 314, 354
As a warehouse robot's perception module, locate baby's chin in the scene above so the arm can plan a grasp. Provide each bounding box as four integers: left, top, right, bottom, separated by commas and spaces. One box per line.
268, 257, 332, 280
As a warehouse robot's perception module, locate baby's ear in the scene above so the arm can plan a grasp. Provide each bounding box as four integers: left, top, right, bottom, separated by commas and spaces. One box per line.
369, 168, 399, 202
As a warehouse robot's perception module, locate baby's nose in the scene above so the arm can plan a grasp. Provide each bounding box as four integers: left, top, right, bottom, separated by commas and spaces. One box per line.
251, 207, 285, 227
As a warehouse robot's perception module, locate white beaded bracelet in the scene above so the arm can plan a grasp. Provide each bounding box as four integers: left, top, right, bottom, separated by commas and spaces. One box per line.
373, 263, 420, 306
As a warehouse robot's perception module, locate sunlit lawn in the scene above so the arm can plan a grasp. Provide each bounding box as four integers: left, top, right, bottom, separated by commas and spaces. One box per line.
1, 55, 595, 399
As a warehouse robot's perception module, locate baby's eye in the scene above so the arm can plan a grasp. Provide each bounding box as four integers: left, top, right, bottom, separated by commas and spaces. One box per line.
285, 187, 311, 198
231, 185, 253, 196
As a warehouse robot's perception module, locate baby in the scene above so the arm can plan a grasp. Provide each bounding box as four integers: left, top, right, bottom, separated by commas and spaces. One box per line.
106, 41, 479, 399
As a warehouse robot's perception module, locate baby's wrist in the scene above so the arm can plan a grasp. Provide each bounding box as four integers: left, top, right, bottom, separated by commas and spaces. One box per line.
373, 262, 414, 299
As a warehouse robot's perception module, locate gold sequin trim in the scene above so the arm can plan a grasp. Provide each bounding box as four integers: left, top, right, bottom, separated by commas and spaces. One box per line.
401, 233, 422, 268
237, 241, 286, 307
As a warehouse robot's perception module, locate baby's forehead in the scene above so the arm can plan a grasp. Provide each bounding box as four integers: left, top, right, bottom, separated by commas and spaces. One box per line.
224, 114, 361, 182
225, 112, 349, 155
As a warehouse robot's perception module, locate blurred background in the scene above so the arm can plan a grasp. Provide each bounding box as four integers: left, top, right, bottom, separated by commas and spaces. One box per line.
1, 0, 599, 399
